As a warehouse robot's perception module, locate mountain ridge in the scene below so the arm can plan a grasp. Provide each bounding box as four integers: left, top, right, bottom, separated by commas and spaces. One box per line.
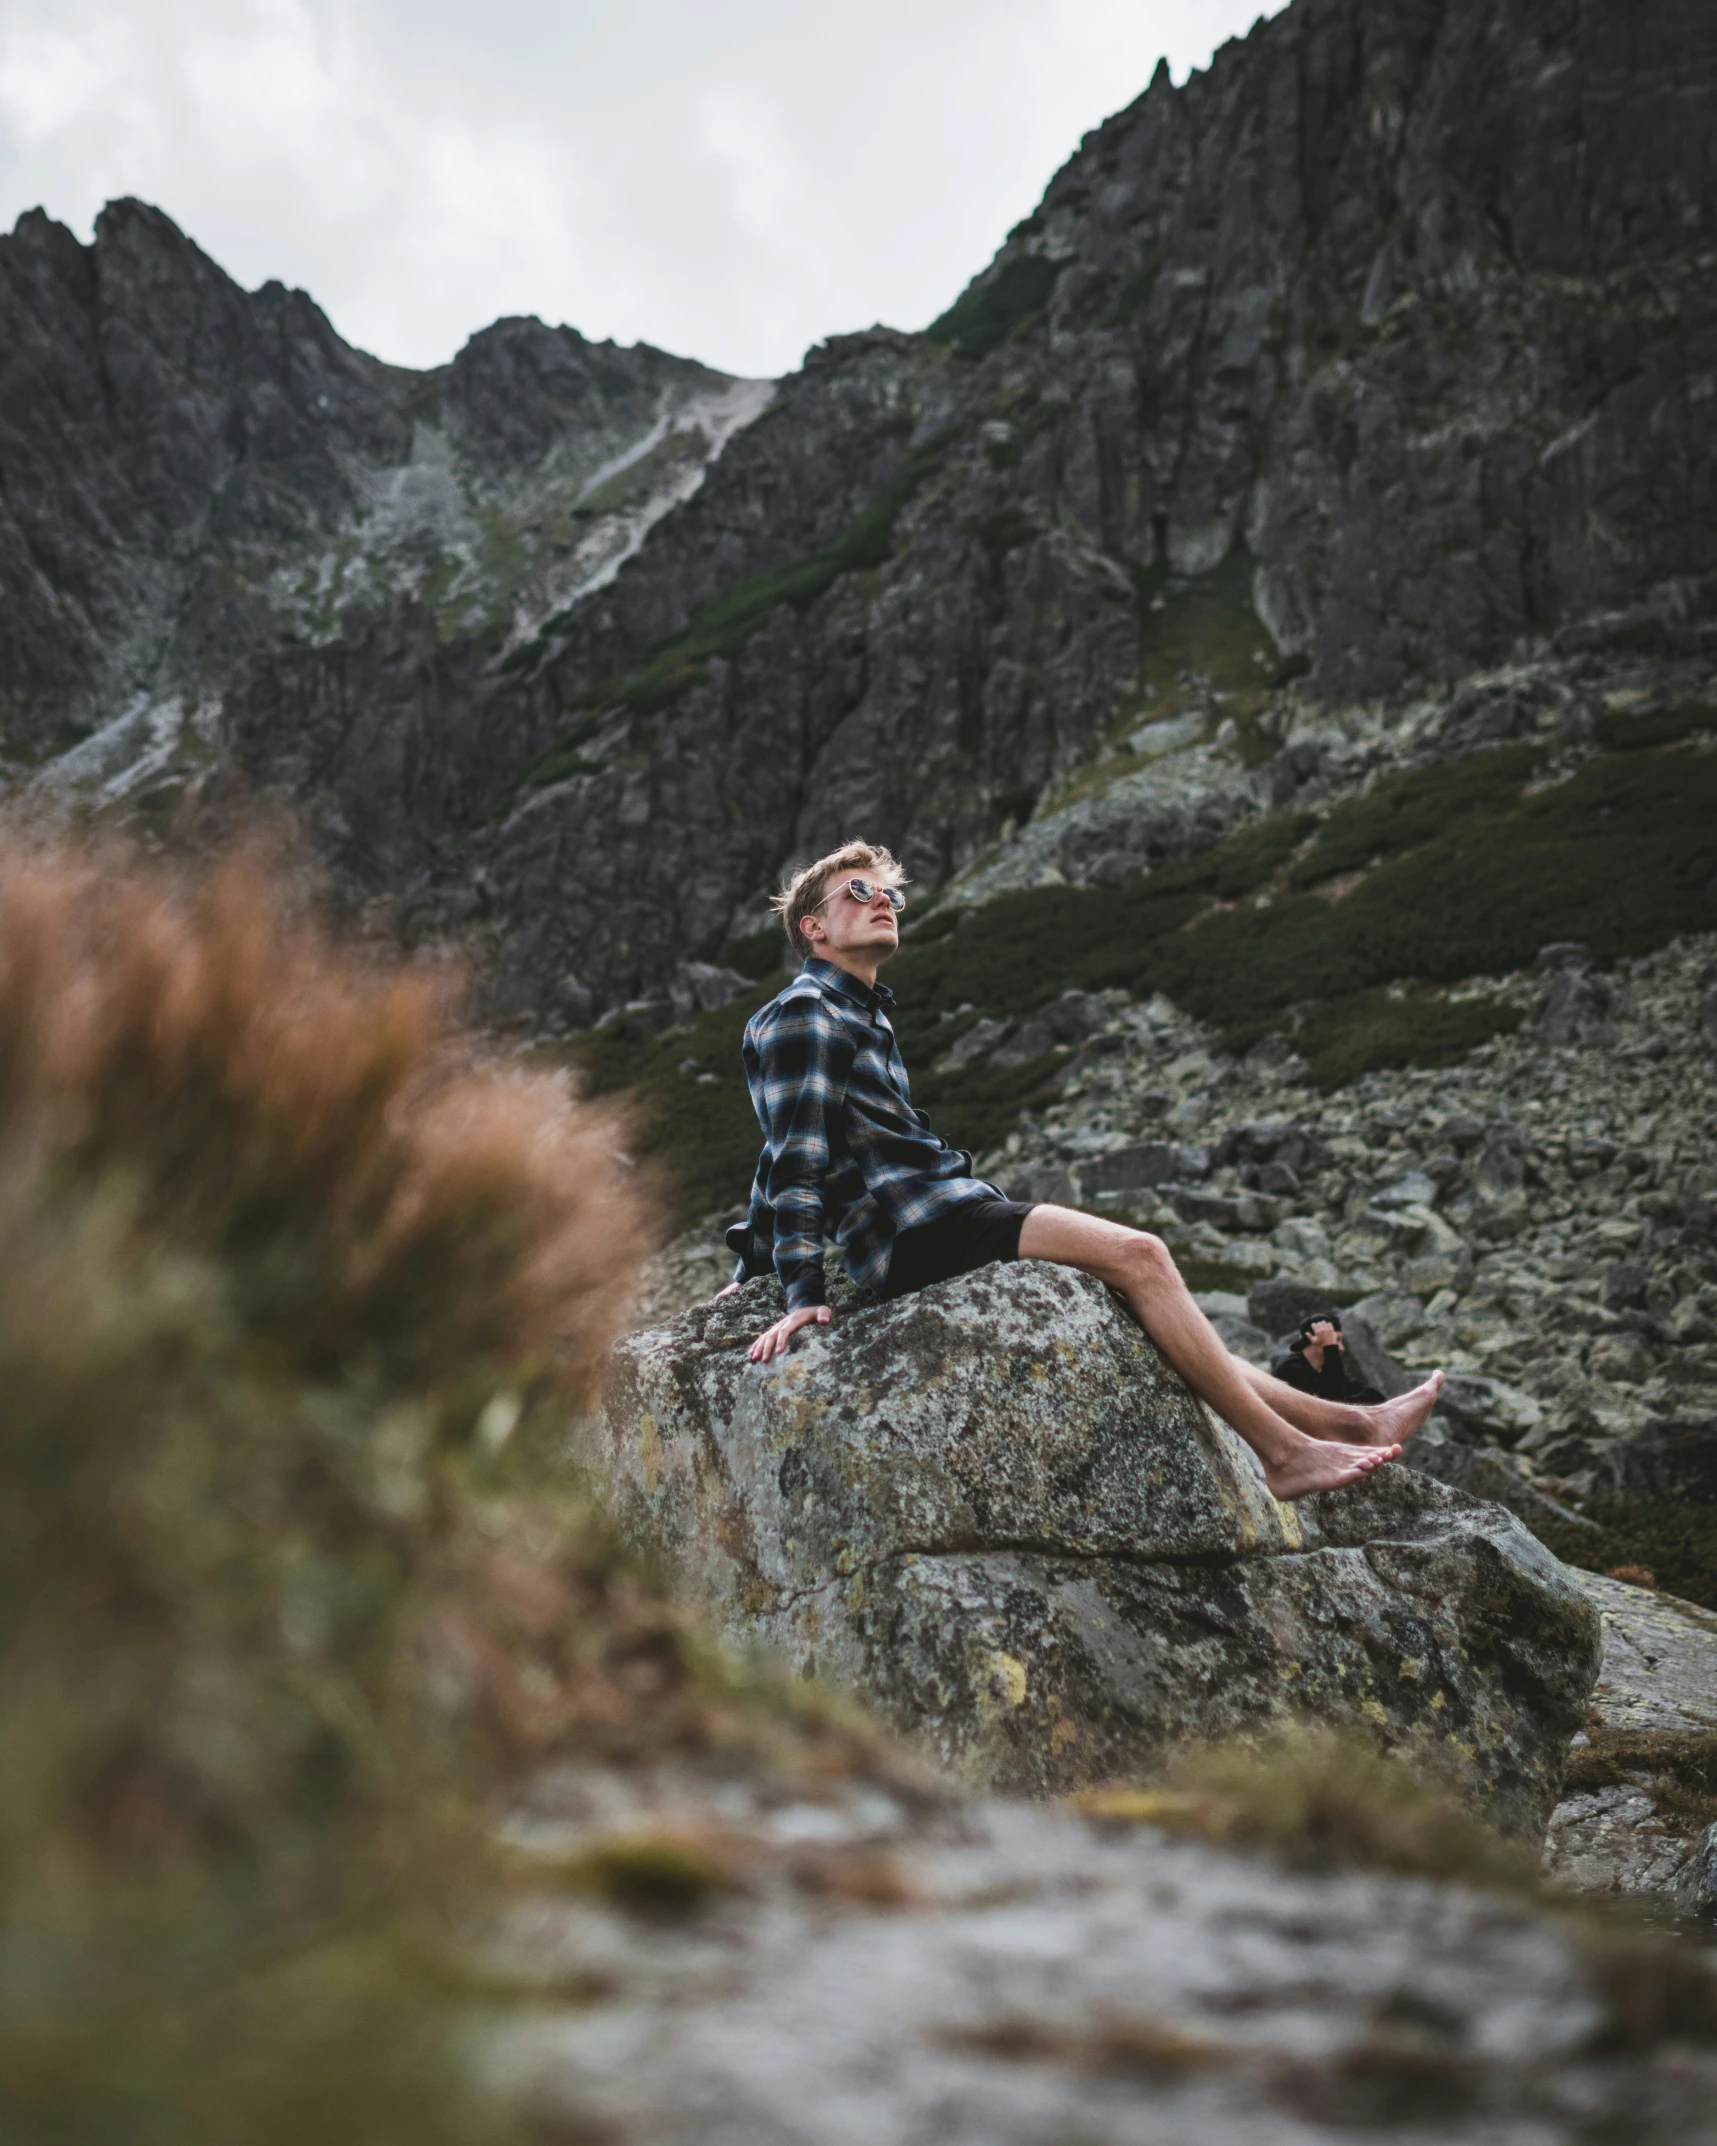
2, 0, 1714, 1042
0, 195, 767, 776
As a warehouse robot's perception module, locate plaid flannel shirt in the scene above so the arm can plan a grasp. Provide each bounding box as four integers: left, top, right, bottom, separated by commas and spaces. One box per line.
727, 957, 1000, 1309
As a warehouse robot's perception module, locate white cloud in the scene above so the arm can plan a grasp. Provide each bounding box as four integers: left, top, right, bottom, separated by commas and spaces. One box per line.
0, 0, 1286, 378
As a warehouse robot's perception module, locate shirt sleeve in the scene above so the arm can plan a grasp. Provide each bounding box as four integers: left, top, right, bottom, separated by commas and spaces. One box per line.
1271, 1352, 1318, 1394
753, 994, 855, 1311
726, 1154, 771, 1285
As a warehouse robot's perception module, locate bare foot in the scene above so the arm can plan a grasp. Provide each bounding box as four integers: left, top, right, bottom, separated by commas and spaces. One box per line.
1263, 1438, 1401, 1502
1359, 1370, 1444, 1449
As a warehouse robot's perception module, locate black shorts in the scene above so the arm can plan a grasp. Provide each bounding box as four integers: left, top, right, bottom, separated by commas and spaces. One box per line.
882, 1197, 1035, 1300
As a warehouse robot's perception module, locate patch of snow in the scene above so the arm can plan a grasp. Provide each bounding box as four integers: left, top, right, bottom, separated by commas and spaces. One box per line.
532, 375, 776, 625
31, 692, 218, 809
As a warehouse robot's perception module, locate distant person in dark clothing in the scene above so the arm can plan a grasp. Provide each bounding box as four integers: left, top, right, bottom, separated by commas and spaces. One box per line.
1271, 1314, 1385, 1407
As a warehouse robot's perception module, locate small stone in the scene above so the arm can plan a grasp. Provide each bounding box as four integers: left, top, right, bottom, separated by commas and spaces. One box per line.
1248, 1274, 1343, 1333
1080, 1142, 1208, 1196
1002, 1162, 1076, 1206
671, 960, 754, 1020
1599, 1416, 1717, 1503
941, 1017, 1012, 1070
1371, 1171, 1440, 1211
989, 1018, 1057, 1068
1602, 1261, 1648, 1310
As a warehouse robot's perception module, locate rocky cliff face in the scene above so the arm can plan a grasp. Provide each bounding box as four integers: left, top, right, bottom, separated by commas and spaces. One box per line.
0, 198, 767, 785
219, 0, 1715, 1019
7, 0, 1713, 1026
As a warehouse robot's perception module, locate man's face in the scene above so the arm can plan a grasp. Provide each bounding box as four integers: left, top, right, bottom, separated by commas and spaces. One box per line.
802, 874, 901, 962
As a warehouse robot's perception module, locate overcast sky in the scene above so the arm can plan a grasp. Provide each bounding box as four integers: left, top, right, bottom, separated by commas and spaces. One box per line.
0, 1, 1284, 380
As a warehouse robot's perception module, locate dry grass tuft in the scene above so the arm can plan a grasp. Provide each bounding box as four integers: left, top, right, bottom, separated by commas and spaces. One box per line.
0, 835, 650, 1383
1075, 1726, 1539, 1893
1075, 1725, 1717, 2057
937, 2011, 1226, 2077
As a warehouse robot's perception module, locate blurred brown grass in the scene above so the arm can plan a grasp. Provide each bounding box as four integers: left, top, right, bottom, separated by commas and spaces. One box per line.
0, 836, 651, 1381
0, 835, 681, 2143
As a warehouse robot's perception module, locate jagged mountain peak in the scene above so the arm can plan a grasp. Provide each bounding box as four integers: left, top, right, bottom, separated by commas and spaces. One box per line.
0, 197, 769, 774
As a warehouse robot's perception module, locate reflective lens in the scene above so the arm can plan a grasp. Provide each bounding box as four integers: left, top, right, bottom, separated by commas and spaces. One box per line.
848, 878, 905, 912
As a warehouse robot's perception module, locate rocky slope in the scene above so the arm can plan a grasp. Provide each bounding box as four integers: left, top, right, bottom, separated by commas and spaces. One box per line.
979, 934, 1717, 1472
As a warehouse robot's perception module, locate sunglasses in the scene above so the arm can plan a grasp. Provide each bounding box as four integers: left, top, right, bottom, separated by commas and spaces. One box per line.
814, 877, 906, 914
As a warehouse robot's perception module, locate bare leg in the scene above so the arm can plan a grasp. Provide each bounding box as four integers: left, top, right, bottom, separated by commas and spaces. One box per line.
1234, 1356, 1445, 1449
1015, 1204, 1399, 1502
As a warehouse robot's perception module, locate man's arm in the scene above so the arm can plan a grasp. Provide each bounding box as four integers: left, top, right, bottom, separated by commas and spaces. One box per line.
720, 1156, 771, 1292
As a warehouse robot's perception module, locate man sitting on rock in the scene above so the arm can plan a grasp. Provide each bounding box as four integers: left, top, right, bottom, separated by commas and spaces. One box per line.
718, 840, 1442, 1502
1271, 1314, 1385, 1407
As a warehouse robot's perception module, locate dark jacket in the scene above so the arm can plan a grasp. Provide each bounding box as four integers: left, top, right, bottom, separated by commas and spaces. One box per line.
1270, 1343, 1384, 1407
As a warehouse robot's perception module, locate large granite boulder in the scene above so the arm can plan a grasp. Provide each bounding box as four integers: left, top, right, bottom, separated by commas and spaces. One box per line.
589, 1264, 1600, 1832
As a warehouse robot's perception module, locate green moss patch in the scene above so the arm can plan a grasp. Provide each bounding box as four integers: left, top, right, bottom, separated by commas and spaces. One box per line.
556, 1832, 731, 1919
723, 925, 788, 979
1134, 551, 1279, 708
1592, 698, 1716, 754
1524, 1499, 1717, 1613
1101, 248, 1163, 326
1174, 1255, 1275, 1296
973, 506, 1038, 557
908, 1049, 1066, 1163
1288, 744, 1543, 888
927, 254, 1063, 360
1083, 1726, 1541, 1885
1563, 1730, 1717, 1835
1052, 555, 1283, 809
1290, 990, 1523, 1090
891, 735, 1717, 1080
570, 985, 779, 1221
984, 389, 1064, 471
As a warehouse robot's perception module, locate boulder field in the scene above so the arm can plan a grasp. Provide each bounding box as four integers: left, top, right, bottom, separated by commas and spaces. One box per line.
589, 1262, 1600, 1832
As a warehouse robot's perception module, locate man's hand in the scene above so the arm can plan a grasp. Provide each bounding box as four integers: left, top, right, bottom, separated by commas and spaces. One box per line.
749, 1305, 831, 1361
1306, 1319, 1343, 1351
713, 1280, 741, 1301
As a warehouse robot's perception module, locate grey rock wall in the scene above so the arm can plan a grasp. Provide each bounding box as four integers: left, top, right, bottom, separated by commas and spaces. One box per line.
7, 0, 1713, 1023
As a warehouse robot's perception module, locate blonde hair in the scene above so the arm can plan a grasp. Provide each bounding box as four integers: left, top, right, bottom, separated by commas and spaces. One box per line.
770, 840, 907, 962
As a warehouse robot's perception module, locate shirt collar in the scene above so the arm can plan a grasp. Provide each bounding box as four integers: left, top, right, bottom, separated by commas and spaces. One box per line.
803, 956, 894, 1013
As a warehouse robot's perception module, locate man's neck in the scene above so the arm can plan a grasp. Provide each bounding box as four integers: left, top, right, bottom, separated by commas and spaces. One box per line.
810, 947, 885, 991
